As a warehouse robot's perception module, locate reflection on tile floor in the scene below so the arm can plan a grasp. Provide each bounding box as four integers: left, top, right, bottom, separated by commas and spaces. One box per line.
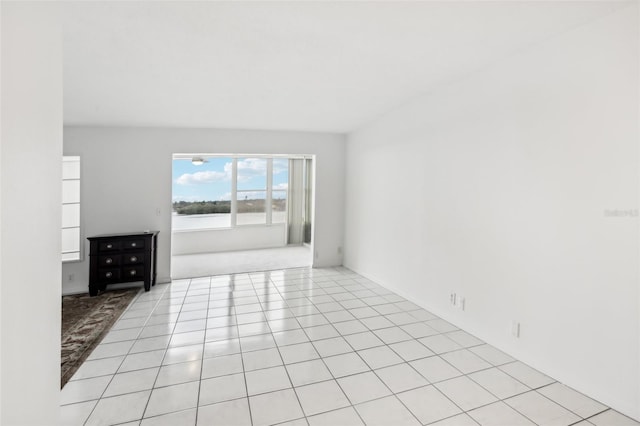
60, 267, 639, 426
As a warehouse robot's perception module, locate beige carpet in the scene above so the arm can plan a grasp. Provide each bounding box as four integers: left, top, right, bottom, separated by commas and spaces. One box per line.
171, 245, 312, 279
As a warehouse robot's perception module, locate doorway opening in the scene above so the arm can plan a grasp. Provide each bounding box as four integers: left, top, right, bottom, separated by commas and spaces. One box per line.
170, 154, 314, 278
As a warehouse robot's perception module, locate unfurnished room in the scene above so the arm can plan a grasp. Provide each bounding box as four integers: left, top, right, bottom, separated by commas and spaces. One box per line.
1, 1, 640, 425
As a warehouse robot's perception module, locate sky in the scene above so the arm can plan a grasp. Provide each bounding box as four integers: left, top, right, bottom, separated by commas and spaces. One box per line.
172, 157, 289, 202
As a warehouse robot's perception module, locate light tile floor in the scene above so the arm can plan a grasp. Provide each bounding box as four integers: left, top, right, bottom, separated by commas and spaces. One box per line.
60, 267, 639, 426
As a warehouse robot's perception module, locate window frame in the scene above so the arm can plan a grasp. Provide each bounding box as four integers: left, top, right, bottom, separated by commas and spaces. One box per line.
62, 155, 82, 263
172, 155, 290, 231
234, 157, 269, 227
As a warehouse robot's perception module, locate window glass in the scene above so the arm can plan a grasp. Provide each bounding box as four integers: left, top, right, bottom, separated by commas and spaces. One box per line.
272, 190, 287, 224
237, 190, 266, 225
272, 158, 289, 190
62, 204, 80, 228
62, 227, 80, 254
62, 156, 81, 262
172, 155, 292, 229
237, 158, 267, 191
62, 180, 80, 204
172, 157, 233, 230
62, 159, 80, 179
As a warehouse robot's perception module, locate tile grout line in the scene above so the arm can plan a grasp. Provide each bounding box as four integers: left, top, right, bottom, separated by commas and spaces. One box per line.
237, 274, 256, 426
193, 275, 213, 426
64, 267, 628, 426
137, 280, 184, 423
80, 285, 168, 426
257, 271, 311, 424
280, 272, 409, 426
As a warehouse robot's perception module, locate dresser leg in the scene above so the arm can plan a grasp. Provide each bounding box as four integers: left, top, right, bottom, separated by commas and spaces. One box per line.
144, 279, 150, 292
89, 284, 98, 297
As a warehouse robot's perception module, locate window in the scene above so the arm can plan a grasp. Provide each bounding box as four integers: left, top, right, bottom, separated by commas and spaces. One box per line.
172, 157, 233, 230
272, 158, 289, 224
62, 156, 81, 262
236, 158, 267, 225
172, 155, 290, 230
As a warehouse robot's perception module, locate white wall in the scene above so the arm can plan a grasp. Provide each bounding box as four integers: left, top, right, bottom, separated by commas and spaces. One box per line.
1, 4, 3, 419
172, 224, 286, 255
63, 127, 344, 294
345, 4, 639, 420
1, 2, 63, 424
1, 4, 4, 420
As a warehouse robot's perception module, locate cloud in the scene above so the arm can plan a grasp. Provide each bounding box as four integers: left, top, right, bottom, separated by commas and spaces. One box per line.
175, 158, 288, 186
273, 183, 288, 191
236, 158, 266, 182
176, 170, 229, 185
235, 158, 289, 182
273, 159, 289, 175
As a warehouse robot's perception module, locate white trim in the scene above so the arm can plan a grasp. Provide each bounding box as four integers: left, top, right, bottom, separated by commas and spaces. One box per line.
266, 158, 273, 225
231, 158, 237, 227
62, 155, 81, 262
172, 154, 294, 234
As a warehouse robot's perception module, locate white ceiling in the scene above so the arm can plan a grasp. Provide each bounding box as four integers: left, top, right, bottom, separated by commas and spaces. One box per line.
62, 1, 626, 133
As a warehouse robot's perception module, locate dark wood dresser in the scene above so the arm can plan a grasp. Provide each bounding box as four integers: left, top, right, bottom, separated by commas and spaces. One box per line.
88, 231, 159, 296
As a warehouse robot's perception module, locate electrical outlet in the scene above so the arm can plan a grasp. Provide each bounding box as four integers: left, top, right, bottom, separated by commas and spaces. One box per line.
511, 321, 520, 338
155, 208, 161, 216
458, 297, 465, 311
68, 274, 75, 282
337, 246, 342, 255
450, 293, 457, 306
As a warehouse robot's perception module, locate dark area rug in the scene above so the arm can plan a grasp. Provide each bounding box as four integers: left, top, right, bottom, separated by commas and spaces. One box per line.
61, 288, 140, 388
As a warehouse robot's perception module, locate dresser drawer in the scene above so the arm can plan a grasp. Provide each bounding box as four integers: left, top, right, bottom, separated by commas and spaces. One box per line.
99, 241, 121, 251
88, 231, 158, 296
97, 268, 121, 282
122, 253, 143, 264
123, 240, 145, 250
99, 255, 121, 267
123, 266, 144, 279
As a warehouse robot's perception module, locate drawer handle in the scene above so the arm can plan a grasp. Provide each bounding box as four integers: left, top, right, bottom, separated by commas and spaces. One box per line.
106, 244, 113, 249
105, 258, 113, 264
130, 270, 137, 276
131, 242, 137, 247
105, 272, 113, 278
130, 256, 137, 262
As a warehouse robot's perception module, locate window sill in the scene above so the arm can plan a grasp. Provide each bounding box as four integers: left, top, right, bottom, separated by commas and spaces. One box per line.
172, 223, 286, 233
